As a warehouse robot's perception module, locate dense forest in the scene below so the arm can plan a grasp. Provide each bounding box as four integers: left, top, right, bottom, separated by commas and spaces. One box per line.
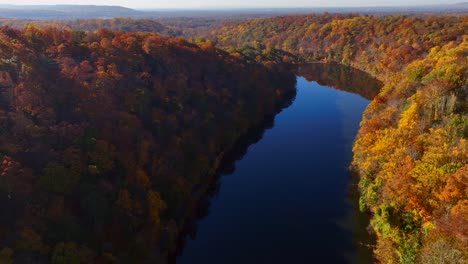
206, 14, 465, 78
0, 12, 466, 264
0, 26, 295, 263
0, 18, 179, 36
201, 14, 468, 263
353, 33, 467, 264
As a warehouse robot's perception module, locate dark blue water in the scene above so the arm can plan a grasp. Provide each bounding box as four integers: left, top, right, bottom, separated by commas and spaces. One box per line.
178, 67, 380, 264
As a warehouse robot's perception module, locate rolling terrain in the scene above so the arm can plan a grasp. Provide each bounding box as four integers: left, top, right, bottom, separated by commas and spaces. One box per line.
201, 14, 467, 263
0, 6, 466, 264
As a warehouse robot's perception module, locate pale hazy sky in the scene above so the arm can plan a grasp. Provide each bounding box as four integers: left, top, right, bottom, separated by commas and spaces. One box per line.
0, 0, 458, 9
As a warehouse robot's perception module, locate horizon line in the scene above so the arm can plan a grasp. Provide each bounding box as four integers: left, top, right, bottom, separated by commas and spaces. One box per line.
0, 3, 465, 10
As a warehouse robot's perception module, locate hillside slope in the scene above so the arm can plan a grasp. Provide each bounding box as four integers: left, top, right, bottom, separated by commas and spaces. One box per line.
204, 14, 468, 263
0, 18, 179, 36
0, 5, 142, 20
0, 26, 295, 263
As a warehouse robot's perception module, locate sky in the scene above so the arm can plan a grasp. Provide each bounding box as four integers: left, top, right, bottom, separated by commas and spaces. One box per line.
0, 0, 459, 9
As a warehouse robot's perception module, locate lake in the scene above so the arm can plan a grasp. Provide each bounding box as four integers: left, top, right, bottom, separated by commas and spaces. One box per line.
177, 64, 382, 264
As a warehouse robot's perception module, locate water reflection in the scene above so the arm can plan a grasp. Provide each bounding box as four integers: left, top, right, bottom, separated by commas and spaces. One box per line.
171, 88, 297, 263
176, 64, 382, 264
297, 63, 382, 100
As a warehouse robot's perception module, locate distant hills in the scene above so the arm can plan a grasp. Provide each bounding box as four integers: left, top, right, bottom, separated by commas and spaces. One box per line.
0, 4, 135, 11
0, 5, 143, 19
0, 4, 466, 20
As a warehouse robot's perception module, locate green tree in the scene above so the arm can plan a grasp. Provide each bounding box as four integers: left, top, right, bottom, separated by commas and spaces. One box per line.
39, 162, 78, 194
51, 242, 81, 264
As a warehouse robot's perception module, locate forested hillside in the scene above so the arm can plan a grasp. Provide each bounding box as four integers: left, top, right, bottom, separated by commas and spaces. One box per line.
353, 34, 467, 264
0, 17, 235, 39
0, 26, 295, 263
203, 14, 468, 263
0, 13, 466, 263
0, 18, 179, 36
207, 15, 466, 78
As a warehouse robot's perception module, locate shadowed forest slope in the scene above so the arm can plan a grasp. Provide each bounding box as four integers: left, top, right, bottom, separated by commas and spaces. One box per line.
0, 26, 295, 263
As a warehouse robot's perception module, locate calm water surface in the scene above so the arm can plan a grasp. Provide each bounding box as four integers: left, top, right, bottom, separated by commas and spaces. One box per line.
178, 65, 381, 264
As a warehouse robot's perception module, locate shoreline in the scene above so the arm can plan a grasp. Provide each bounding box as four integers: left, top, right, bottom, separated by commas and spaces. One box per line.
168, 79, 297, 263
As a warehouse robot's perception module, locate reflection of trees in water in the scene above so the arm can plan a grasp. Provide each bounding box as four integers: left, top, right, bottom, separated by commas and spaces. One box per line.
175, 64, 379, 262
172, 86, 296, 263
297, 63, 383, 100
